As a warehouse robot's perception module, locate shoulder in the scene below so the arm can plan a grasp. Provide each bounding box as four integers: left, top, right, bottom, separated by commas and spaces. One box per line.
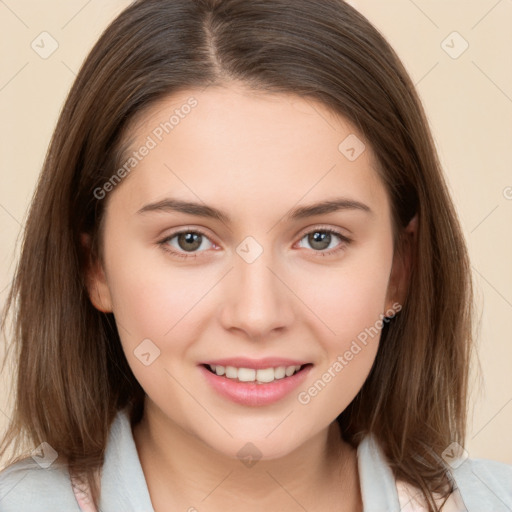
0, 456, 79, 511
397, 457, 512, 512
0, 408, 135, 512
462, 456, 512, 482
450, 456, 512, 509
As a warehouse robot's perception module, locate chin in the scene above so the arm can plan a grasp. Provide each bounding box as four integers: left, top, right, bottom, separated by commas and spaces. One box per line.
201, 429, 306, 463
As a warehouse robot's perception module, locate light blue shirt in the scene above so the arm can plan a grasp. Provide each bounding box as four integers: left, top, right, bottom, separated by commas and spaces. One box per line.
1, 408, 511, 511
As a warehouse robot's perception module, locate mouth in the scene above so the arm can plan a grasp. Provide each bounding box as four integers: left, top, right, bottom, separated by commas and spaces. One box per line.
202, 363, 312, 384
199, 362, 313, 406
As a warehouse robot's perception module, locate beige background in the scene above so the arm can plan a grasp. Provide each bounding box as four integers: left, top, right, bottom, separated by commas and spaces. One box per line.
1, 1, 511, 465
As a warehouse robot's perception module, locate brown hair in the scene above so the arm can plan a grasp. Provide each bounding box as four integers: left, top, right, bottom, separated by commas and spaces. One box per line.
1, 0, 474, 509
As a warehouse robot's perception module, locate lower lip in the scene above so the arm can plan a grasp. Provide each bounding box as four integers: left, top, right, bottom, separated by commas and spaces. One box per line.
199, 364, 313, 407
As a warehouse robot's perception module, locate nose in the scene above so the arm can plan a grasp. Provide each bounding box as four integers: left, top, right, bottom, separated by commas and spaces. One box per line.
219, 246, 295, 340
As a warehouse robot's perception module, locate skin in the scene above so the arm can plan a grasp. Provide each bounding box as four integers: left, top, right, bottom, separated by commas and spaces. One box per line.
85, 82, 416, 512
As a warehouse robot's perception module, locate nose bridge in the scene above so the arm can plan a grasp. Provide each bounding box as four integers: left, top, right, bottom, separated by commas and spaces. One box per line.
220, 237, 294, 338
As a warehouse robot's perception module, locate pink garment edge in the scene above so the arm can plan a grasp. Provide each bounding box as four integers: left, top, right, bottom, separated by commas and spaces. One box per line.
70, 472, 98, 512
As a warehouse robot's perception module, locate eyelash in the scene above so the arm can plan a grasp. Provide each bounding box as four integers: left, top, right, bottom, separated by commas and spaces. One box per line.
157, 226, 352, 260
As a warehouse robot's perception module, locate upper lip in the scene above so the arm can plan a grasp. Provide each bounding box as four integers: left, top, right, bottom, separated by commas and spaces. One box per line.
200, 357, 311, 369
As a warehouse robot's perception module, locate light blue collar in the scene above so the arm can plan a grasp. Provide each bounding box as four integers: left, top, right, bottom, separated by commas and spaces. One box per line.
356, 434, 402, 511
100, 408, 512, 511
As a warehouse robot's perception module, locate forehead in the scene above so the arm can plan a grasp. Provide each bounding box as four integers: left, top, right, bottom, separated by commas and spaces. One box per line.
110, 84, 388, 220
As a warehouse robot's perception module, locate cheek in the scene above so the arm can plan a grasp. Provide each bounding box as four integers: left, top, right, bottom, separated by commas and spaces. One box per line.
296, 240, 393, 342
296, 339, 379, 424
292, 238, 393, 411
104, 239, 213, 340
294, 277, 389, 420
103, 248, 208, 415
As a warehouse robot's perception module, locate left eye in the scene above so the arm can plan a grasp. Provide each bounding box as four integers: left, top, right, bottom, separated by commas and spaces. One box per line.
297, 229, 349, 252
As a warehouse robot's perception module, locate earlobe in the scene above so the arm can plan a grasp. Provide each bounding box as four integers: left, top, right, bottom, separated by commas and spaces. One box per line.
385, 214, 418, 312
80, 233, 113, 313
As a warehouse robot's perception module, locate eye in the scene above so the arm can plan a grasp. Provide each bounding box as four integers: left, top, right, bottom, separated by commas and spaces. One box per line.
296, 227, 351, 256
158, 229, 216, 259
158, 226, 351, 260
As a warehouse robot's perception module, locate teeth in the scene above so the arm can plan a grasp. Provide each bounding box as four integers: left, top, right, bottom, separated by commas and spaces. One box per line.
226, 366, 238, 379
285, 366, 297, 377
208, 364, 303, 383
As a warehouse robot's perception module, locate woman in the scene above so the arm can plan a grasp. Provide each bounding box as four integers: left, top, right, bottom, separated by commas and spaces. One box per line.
1, 1, 511, 510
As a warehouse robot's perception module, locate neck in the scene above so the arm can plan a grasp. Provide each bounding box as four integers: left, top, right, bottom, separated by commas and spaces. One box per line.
132, 399, 362, 511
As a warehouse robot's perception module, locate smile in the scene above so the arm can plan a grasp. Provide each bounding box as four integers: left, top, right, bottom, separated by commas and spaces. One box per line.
206, 364, 305, 383
200, 363, 313, 406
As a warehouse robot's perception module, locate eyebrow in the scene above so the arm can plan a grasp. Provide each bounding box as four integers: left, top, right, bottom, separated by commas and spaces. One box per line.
136, 197, 372, 223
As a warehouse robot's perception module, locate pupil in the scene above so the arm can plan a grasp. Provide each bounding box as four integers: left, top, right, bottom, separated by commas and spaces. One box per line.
309, 231, 330, 250
178, 232, 201, 251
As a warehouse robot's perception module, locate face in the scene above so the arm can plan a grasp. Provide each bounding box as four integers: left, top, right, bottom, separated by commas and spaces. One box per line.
86, 83, 407, 460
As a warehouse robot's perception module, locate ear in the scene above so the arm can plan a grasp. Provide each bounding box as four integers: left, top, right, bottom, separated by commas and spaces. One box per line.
80, 233, 113, 313
384, 214, 417, 312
